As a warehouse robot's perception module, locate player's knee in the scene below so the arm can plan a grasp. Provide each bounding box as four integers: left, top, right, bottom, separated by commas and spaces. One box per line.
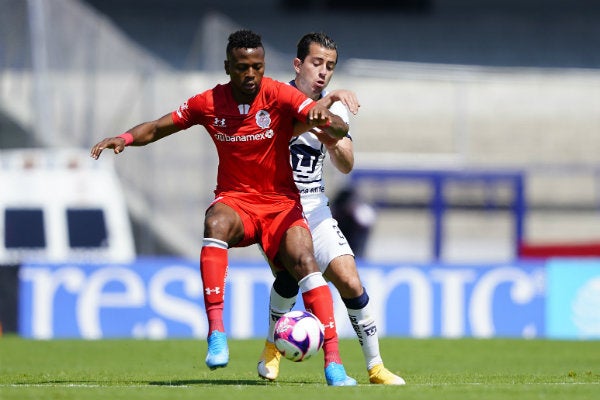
299, 252, 320, 273
333, 274, 363, 298
204, 209, 240, 239
285, 253, 319, 281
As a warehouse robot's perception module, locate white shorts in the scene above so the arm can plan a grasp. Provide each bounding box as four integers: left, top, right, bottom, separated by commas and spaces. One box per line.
305, 204, 354, 273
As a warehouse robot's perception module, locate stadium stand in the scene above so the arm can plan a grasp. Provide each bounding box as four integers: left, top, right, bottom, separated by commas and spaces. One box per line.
82, 0, 600, 70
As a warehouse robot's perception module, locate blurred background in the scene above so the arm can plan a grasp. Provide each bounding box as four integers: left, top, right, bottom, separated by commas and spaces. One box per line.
2, 0, 600, 263
1, 0, 600, 339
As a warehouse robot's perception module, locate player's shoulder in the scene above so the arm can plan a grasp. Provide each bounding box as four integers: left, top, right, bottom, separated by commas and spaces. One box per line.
261, 77, 306, 105
191, 82, 234, 110
261, 76, 289, 93
187, 83, 220, 102
189, 82, 229, 99
209, 82, 231, 96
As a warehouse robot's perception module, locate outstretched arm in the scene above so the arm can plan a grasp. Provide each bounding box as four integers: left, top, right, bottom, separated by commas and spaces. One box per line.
90, 113, 180, 159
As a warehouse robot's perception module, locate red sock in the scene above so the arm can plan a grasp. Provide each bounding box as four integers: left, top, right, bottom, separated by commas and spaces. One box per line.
302, 285, 341, 366
200, 245, 228, 335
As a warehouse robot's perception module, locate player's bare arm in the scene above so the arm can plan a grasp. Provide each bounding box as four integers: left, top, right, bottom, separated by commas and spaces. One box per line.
313, 89, 357, 173
293, 122, 353, 174
324, 135, 354, 174
305, 104, 348, 139
294, 89, 358, 136
90, 113, 180, 159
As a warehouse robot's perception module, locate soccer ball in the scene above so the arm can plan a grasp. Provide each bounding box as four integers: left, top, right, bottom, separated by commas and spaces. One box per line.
273, 310, 325, 362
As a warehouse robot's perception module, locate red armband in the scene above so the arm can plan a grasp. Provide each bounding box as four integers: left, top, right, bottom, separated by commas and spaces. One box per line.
117, 132, 134, 146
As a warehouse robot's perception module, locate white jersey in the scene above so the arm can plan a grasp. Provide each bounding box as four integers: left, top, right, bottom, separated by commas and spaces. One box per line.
290, 96, 351, 216
288, 86, 354, 270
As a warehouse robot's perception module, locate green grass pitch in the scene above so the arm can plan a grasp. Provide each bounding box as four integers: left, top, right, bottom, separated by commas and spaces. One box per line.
1, 336, 598, 400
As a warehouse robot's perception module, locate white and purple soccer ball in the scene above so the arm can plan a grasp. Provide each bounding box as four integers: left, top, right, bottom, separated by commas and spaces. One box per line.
274, 310, 325, 362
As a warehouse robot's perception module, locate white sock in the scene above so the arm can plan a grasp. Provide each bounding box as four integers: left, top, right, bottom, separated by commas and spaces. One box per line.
267, 285, 297, 343
298, 271, 327, 293
347, 303, 384, 370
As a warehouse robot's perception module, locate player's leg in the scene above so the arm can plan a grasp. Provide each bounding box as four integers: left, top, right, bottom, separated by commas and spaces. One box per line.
268, 271, 299, 342
258, 270, 297, 380
201, 202, 245, 370
276, 225, 356, 386
324, 256, 405, 385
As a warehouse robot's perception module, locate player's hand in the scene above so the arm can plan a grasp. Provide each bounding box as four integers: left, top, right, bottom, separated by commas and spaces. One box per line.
90, 137, 127, 160
321, 89, 360, 115
307, 104, 333, 127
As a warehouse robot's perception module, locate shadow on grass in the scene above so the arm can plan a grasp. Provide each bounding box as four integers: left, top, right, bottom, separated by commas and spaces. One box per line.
149, 379, 274, 386
10, 379, 280, 387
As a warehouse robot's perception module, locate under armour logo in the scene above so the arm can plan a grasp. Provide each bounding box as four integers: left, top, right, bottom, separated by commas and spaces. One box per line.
213, 118, 226, 127
324, 321, 335, 329
204, 287, 221, 295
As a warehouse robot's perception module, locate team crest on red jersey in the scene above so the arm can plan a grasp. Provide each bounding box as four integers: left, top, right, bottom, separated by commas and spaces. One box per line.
255, 110, 271, 129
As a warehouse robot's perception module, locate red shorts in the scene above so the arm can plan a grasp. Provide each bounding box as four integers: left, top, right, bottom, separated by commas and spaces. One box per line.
211, 192, 310, 261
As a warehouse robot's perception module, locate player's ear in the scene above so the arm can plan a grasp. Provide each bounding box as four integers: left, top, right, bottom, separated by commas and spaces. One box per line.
293, 58, 302, 74
224, 60, 230, 75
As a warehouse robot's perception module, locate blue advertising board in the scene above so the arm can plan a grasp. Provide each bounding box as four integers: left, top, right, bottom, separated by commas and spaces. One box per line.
545, 259, 600, 339
19, 258, 547, 339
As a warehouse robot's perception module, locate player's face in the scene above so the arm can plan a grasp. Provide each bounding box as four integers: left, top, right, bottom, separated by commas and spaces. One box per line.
225, 47, 265, 103
294, 43, 337, 100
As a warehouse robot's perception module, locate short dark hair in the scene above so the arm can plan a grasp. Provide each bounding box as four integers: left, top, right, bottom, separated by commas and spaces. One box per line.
296, 32, 337, 62
227, 29, 263, 56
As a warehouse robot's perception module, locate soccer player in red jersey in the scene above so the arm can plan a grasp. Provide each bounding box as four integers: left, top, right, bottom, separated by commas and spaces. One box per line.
90, 29, 356, 386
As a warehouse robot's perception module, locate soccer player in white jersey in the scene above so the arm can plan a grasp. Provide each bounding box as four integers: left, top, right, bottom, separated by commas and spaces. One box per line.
257, 32, 405, 385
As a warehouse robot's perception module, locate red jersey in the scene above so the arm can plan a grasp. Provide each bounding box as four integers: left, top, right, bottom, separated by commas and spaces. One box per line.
172, 76, 316, 198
